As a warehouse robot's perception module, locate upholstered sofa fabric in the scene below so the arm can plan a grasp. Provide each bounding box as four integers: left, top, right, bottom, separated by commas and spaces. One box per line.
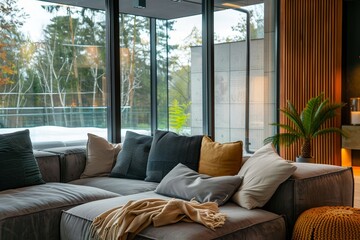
60, 191, 287, 240
0, 182, 119, 240
263, 163, 354, 238
70, 177, 158, 195
43, 146, 87, 182
33, 150, 61, 182
0, 144, 354, 240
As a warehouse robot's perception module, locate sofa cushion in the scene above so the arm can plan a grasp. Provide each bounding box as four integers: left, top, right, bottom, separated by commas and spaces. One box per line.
110, 131, 152, 180
0, 129, 45, 191
69, 177, 158, 196
0, 182, 119, 240
60, 191, 286, 240
145, 130, 203, 182
232, 143, 297, 210
155, 163, 243, 206
81, 133, 121, 178
198, 136, 243, 176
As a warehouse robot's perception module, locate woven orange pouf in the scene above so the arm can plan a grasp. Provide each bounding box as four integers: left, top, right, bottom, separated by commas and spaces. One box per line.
292, 206, 360, 240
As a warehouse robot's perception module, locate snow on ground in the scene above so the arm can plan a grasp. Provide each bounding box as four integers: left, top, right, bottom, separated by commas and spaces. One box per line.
0, 126, 150, 147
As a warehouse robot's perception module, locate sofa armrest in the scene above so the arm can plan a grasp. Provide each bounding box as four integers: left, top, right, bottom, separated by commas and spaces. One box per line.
263, 163, 354, 237
42, 146, 87, 183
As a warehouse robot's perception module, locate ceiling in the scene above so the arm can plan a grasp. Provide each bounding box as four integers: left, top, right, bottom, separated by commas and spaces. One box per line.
40, 0, 264, 20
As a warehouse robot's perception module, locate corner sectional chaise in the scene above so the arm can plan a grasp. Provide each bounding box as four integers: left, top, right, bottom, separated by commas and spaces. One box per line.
0, 145, 354, 240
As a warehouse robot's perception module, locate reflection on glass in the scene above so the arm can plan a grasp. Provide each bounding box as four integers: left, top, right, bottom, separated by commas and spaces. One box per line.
156, 19, 169, 131
120, 14, 151, 140
168, 15, 202, 135
0, 0, 107, 144
212, 2, 276, 152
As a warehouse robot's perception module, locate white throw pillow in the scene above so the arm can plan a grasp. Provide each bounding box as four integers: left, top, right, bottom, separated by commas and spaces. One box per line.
232, 143, 297, 209
80, 133, 122, 178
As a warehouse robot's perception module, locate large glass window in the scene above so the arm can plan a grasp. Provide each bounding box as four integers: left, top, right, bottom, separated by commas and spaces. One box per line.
156, 19, 169, 131
1, 0, 277, 152
119, 14, 151, 139
212, 2, 276, 152
167, 14, 203, 135
0, 0, 107, 146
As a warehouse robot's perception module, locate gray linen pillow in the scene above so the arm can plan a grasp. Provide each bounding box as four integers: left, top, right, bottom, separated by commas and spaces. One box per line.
155, 163, 243, 206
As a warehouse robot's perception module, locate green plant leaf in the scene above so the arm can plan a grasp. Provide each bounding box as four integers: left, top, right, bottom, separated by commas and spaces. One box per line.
313, 127, 348, 138
264, 93, 345, 157
264, 132, 300, 147
302, 93, 323, 136
169, 99, 191, 134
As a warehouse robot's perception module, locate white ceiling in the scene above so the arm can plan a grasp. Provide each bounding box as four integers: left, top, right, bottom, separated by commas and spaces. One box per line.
40, 0, 264, 20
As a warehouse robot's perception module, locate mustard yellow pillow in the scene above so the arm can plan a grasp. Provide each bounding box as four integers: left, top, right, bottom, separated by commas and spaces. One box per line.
198, 136, 243, 176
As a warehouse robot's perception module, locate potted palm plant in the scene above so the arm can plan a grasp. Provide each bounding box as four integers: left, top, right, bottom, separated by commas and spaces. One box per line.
264, 93, 347, 163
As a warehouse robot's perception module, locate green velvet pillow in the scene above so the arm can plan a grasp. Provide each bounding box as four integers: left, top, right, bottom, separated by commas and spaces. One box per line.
0, 129, 45, 191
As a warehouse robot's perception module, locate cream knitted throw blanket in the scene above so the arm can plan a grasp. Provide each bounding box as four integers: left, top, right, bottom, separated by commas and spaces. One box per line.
90, 198, 226, 240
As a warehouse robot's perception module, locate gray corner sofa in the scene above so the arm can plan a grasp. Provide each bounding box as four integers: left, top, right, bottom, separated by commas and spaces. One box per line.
0, 146, 354, 240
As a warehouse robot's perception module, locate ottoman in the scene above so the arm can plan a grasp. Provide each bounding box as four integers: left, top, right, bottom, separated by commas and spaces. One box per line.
292, 206, 360, 240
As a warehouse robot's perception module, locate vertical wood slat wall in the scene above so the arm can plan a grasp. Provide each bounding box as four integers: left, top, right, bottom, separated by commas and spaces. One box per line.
280, 0, 343, 165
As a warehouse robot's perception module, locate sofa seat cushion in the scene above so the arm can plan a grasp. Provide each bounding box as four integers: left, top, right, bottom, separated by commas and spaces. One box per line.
69, 177, 158, 195
61, 191, 286, 240
0, 182, 119, 240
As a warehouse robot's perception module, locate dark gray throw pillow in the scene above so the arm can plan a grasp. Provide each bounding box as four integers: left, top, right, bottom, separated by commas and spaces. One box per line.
155, 163, 243, 206
110, 131, 153, 180
0, 129, 45, 191
145, 130, 203, 182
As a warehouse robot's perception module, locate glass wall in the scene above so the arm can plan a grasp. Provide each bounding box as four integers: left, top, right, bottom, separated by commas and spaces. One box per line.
119, 14, 151, 139
0, 0, 107, 146
156, 19, 169, 131
211, 1, 277, 152
1, 0, 277, 153
167, 14, 203, 135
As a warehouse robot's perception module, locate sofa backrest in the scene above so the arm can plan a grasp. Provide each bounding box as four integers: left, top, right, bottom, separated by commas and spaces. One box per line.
34, 146, 87, 183
33, 150, 61, 182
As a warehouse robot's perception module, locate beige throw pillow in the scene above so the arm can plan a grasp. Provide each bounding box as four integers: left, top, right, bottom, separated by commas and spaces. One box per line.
198, 136, 242, 176
232, 143, 297, 209
80, 133, 122, 178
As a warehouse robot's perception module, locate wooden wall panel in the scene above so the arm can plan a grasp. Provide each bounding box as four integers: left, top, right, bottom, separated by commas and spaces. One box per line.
280, 0, 343, 165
